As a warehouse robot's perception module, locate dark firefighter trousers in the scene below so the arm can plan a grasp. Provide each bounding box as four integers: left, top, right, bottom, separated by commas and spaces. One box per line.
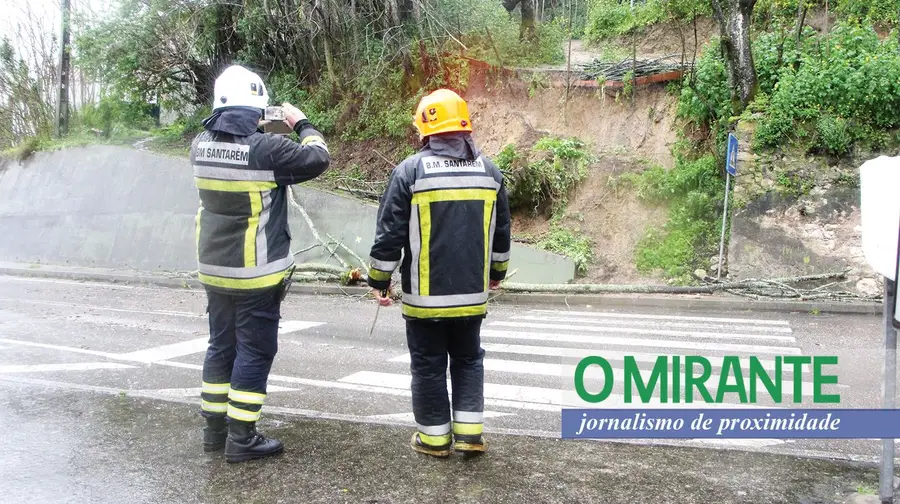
406, 317, 485, 446
200, 285, 281, 424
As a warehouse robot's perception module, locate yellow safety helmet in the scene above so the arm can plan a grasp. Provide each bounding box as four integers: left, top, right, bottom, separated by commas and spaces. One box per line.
413, 89, 473, 137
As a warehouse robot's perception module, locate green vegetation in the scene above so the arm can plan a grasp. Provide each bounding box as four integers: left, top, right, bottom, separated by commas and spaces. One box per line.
539, 225, 594, 276
497, 137, 591, 216
652, 6, 900, 283
4, 0, 567, 152
627, 155, 722, 284
497, 136, 594, 275
753, 23, 900, 155
833, 0, 898, 24
2, 128, 147, 162
585, 0, 710, 42
679, 20, 900, 157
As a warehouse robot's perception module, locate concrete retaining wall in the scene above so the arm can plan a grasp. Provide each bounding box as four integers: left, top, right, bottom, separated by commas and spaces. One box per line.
0, 146, 575, 284
725, 123, 878, 297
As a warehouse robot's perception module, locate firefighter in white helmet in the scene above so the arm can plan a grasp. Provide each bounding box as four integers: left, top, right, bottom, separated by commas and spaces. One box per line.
192, 64, 330, 463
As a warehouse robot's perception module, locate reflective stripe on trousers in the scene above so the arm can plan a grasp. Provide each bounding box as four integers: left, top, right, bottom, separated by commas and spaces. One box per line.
200, 285, 281, 423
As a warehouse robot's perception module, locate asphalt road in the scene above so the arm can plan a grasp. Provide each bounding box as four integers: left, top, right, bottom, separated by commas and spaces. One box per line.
0, 273, 892, 467
2, 380, 884, 504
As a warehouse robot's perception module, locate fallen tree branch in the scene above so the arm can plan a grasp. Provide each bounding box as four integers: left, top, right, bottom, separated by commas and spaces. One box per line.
337, 185, 380, 200
293, 243, 322, 256
500, 270, 854, 296
373, 149, 396, 168
288, 188, 350, 269
275, 264, 873, 302
292, 274, 344, 283
322, 239, 349, 269
326, 232, 367, 270
291, 263, 352, 277
501, 282, 718, 294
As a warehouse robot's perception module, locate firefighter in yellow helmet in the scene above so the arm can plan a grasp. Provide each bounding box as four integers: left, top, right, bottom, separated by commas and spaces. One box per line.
367, 89, 512, 457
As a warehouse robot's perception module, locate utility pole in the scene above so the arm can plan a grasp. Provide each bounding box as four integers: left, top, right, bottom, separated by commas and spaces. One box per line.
55, 0, 71, 138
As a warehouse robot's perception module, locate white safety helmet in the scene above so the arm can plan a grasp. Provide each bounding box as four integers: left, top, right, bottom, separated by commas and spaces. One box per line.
212, 65, 269, 111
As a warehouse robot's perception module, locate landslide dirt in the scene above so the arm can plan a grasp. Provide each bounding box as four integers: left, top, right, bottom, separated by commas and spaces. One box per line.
464, 69, 677, 283
325, 52, 683, 283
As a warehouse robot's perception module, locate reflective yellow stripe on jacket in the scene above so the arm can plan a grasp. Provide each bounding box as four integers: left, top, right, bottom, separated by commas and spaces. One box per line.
403, 187, 497, 319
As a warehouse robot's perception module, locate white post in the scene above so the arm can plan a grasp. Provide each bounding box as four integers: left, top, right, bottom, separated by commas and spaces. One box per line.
882, 277, 897, 504
717, 172, 731, 281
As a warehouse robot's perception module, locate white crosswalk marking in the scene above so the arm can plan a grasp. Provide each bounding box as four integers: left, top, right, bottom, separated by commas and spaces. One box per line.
279, 320, 326, 334
366, 411, 513, 421
527, 310, 791, 326
118, 337, 210, 363
489, 321, 795, 343
388, 353, 819, 395
478, 343, 791, 371
339, 371, 775, 409
512, 315, 794, 333
0, 362, 135, 373
479, 329, 801, 355
142, 384, 299, 397
336, 307, 811, 449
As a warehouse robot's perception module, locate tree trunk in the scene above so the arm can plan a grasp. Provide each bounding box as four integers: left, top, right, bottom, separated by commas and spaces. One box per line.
710, 0, 758, 112
794, 1, 808, 47
322, 35, 338, 88
387, 0, 401, 28
503, 0, 536, 42
520, 0, 536, 41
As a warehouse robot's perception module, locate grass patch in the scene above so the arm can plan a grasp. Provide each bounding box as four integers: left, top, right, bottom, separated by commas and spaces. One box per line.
538, 225, 594, 276
3, 128, 149, 162
498, 136, 591, 217
625, 155, 723, 284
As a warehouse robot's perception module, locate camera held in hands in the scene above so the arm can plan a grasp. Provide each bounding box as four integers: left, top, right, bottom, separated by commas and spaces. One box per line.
261, 106, 291, 135
264, 106, 285, 121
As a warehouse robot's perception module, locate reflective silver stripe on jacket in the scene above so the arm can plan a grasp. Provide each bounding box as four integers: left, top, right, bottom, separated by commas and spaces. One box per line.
256, 190, 273, 265
409, 205, 421, 295
304, 140, 330, 153
402, 292, 488, 308
492, 251, 510, 262
369, 257, 400, 271
488, 201, 497, 276
411, 176, 500, 193
198, 255, 294, 279
193, 165, 276, 181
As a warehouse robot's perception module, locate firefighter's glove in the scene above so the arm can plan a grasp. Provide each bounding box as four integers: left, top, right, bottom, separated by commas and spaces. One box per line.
282, 102, 307, 129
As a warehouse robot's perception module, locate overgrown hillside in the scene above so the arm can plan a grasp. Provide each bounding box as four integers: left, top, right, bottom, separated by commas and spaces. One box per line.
3, 0, 899, 289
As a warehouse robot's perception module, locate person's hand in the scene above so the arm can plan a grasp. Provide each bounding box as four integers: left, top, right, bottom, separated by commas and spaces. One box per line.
489, 280, 501, 290
281, 102, 307, 129
373, 287, 393, 307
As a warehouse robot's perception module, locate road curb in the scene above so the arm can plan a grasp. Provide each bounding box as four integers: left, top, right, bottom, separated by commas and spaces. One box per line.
0, 263, 881, 314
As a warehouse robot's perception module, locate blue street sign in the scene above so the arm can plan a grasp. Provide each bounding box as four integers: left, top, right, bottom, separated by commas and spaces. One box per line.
726, 133, 738, 176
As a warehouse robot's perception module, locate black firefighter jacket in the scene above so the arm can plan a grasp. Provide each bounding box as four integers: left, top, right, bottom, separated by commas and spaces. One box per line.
367, 132, 512, 320
191, 108, 330, 292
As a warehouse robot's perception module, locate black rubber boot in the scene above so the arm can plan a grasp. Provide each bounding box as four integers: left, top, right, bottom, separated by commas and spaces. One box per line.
224, 421, 284, 463
203, 416, 227, 452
